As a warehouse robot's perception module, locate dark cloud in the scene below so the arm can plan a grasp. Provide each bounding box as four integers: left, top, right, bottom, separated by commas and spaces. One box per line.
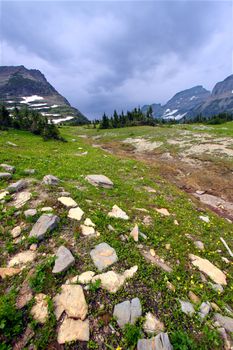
1, 0, 232, 119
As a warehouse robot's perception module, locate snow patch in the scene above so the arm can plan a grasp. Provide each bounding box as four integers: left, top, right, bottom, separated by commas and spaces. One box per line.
20, 95, 44, 103
50, 116, 74, 124
190, 96, 197, 101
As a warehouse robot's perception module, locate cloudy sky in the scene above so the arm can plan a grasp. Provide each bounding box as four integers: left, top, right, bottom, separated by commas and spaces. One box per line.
1, 0, 232, 119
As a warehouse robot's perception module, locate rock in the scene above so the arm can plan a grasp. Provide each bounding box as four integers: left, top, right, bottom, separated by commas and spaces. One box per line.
189, 254, 227, 285
108, 205, 129, 220
31, 294, 48, 324
199, 215, 210, 223
156, 208, 170, 216
144, 186, 157, 193
42, 174, 59, 186
58, 196, 77, 208
0, 267, 20, 279
150, 248, 156, 257
196, 190, 205, 195
52, 246, 75, 274
16, 280, 33, 309
167, 281, 176, 292
11, 226, 21, 238
24, 209, 37, 218
130, 224, 139, 242
30, 243, 37, 251
6, 141, 17, 147
8, 250, 36, 268
108, 224, 115, 231
53, 284, 88, 320
211, 302, 221, 312
41, 206, 53, 212
11, 191, 31, 208
174, 220, 179, 225
84, 218, 95, 227
137, 333, 173, 350
78, 271, 95, 284
7, 180, 27, 193
80, 225, 95, 236
141, 250, 173, 273
143, 312, 165, 335
29, 214, 59, 240
0, 190, 9, 200
68, 207, 84, 221
165, 244, 171, 250
113, 298, 142, 328
0, 163, 15, 173
24, 169, 36, 175
92, 266, 137, 293
179, 300, 195, 316
57, 317, 89, 344
214, 314, 233, 333
194, 241, 205, 250
199, 302, 211, 319
0, 172, 12, 180
90, 242, 118, 271
85, 174, 113, 188
188, 291, 200, 304
209, 282, 224, 293
143, 215, 153, 226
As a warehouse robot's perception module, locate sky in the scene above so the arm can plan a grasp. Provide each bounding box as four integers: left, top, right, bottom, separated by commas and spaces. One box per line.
0, 0, 233, 119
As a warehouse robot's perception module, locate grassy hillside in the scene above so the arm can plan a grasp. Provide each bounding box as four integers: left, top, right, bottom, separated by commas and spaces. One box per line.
0, 126, 232, 349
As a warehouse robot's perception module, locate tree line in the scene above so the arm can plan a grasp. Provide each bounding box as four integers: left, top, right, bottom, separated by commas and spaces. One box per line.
0, 104, 65, 141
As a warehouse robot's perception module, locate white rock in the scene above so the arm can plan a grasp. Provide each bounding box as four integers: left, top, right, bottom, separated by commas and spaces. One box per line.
143, 312, 165, 335
78, 271, 95, 284
41, 206, 53, 212
8, 250, 36, 268
85, 174, 113, 188
31, 293, 48, 324
11, 226, 21, 238
24, 209, 37, 218
0, 191, 9, 200
68, 207, 84, 221
194, 241, 205, 250
57, 317, 89, 344
90, 242, 118, 271
108, 205, 129, 220
81, 225, 95, 236
58, 197, 77, 208
179, 300, 195, 316
12, 191, 32, 208
84, 218, 95, 227
156, 208, 170, 216
130, 224, 139, 242
199, 215, 210, 223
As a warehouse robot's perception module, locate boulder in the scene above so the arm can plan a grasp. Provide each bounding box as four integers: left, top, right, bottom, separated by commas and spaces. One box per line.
0, 164, 15, 173
29, 214, 59, 240
7, 180, 27, 193
90, 242, 118, 271
57, 317, 89, 344
85, 174, 113, 188
8, 250, 36, 268
68, 207, 84, 221
137, 333, 173, 350
52, 246, 75, 274
31, 293, 48, 324
0, 172, 12, 180
108, 205, 129, 220
143, 312, 165, 335
58, 197, 77, 208
113, 298, 142, 328
42, 175, 59, 185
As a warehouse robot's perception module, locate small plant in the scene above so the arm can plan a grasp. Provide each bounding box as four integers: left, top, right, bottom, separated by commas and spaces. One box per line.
87, 340, 99, 349
123, 323, 142, 349
89, 279, 101, 292
29, 257, 55, 293
170, 331, 196, 350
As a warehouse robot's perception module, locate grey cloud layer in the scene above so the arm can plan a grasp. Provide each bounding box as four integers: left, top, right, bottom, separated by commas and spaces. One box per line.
1, 1, 232, 118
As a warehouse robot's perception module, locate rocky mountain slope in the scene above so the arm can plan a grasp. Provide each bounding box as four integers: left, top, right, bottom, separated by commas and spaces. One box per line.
0, 66, 88, 124
142, 74, 233, 121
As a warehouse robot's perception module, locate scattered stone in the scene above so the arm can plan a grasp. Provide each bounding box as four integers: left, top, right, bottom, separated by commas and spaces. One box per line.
57, 317, 89, 344
108, 224, 115, 231
24, 169, 36, 175
143, 215, 153, 226
0, 172, 12, 180
8, 250, 36, 268
29, 214, 59, 240
59, 191, 70, 197
150, 248, 156, 257
214, 314, 233, 333
174, 219, 179, 225
0, 163, 15, 173
137, 332, 173, 350
156, 208, 170, 216
7, 179, 27, 193
188, 291, 200, 304
199, 215, 210, 223
85, 174, 113, 188
16, 280, 33, 309
139, 231, 148, 240
199, 301, 211, 319
217, 327, 232, 350
0, 190, 9, 200
78, 271, 95, 284
196, 190, 205, 195
167, 281, 176, 292
58, 196, 77, 208
113, 298, 142, 328
11, 191, 32, 208
90, 243, 118, 271
84, 218, 95, 227
130, 224, 139, 242
42, 174, 59, 186
24, 209, 37, 218
68, 207, 84, 221
0, 267, 21, 279
30, 243, 37, 251
189, 254, 227, 285
211, 302, 220, 312
11, 226, 21, 238
108, 205, 129, 220
165, 244, 171, 250
31, 293, 48, 324
53, 284, 88, 320
81, 225, 95, 236
143, 312, 165, 335
209, 282, 224, 293
194, 241, 205, 250
141, 250, 173, 273
92, 266, 138, 293
52, 246, 75, 274
41, 206, 53, 212
179, 300, 195, 316
144, 186, 156, 193
7, 141, 17, 147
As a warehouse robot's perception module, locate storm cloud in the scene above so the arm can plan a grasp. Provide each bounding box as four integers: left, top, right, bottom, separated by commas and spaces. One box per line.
1, 0, 232, 119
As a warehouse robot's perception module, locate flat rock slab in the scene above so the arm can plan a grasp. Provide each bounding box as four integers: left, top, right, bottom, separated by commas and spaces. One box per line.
214, 313, 233, 333
58, 196, 77, 208
29, 214, 59, 240
57, 317, 89, 344
0, 172, 12, 180
7, 179, 27, 193
137, 333, 173, 350
31, 293, 48, 324
0, 267, 21, 279
113, 298, 142, 328
0, 164, 15, 173
53, 284, 88, 320
85, 174, 113, 188
43, 174, 59, 185
90, 242, 118, 271
11, 191, 32, 209
52, 246, 75, 274
8, 250, 36, 268
189, 254, 227, 285
108, 205, 129, 220
68, 207, 84, 221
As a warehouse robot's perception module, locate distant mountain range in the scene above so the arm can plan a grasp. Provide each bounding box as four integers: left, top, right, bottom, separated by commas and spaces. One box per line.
142, 74, 233, 121
0, 65, 88, 124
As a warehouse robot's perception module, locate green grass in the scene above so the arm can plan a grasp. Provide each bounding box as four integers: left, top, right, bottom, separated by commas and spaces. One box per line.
0, 126, 232, 349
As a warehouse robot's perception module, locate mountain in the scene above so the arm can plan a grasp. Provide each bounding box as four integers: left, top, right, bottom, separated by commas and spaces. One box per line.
142, 74, 233, 121
0, 65, 88, 124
